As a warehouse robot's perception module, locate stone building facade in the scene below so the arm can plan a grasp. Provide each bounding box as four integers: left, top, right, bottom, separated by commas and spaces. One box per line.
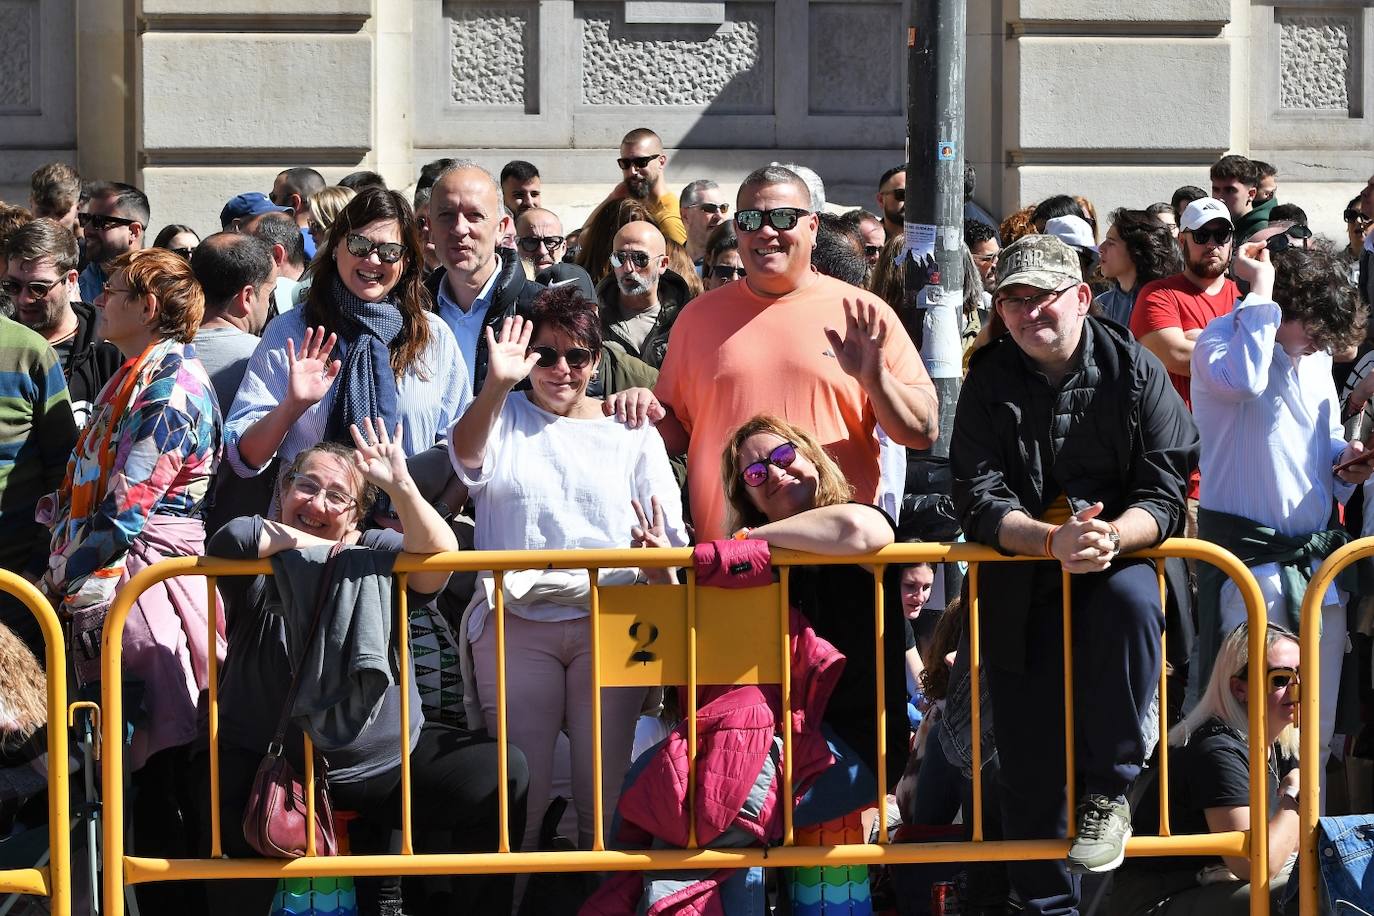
1, 0, 1370, 240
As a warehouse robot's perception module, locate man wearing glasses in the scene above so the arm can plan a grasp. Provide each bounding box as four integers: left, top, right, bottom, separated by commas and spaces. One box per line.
597, 221, 691, 369
514, 208, 567, 273
952, 234, 1197, 906
679, 179, 730, 268
645, 165, 937, 540
875, 164, 905, 239
76, 182, 148, 304
591, 128, 687, 245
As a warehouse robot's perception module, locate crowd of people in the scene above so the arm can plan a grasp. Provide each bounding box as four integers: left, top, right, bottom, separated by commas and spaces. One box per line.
0, 136, 1367, 916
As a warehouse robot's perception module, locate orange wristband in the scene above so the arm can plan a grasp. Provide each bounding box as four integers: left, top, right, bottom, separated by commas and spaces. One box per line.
1044, 525, 1060, 558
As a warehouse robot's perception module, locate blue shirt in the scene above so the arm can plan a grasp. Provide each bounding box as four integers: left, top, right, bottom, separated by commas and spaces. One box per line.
434, 265, 501, 386
300, 226, 316, 261
77, 262, 106, 305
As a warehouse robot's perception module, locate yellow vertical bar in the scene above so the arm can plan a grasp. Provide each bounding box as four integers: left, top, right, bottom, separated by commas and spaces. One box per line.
779, 570, 793, 847
495, 569, 510, 853
207, 574, 223, 857
686, 567, 700, 850
304, 734, 318, 857
1299, 566, 1323, 916
102, 604, 127, 916
28, 580, 68, 916
1248, 613, 1269, 916
397, 572, 414, 855
1062, 569, 1075, 835
873, 565, 889, 844
969, 564, 984, 843
1156, 566, 1170, 837
589, 568, 605, 852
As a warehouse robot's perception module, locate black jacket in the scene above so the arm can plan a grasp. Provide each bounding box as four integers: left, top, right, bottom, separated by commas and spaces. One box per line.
65, 301, 123, 428
595, 269, 692, 369
425, 248, 541, 395
950, 318, 1198, 671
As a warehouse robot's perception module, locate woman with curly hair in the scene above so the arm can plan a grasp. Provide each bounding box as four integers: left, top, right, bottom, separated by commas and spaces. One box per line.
1094, 208, 1184, 327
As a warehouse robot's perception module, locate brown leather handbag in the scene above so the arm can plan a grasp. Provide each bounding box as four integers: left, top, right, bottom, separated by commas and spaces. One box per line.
242, 543, 343, 858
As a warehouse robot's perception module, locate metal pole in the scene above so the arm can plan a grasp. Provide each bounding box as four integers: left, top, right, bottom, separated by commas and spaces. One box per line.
905, 0, 966, 459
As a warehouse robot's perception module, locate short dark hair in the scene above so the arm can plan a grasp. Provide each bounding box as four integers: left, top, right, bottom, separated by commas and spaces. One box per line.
529, 282, 602, 353
191, 232, 274, 313
620, 127, 661, 147
338, 170, 387, 192
964, 219, 996, 247
277, 167, 325, 200
879, 164, 906, 189
29, 163, 80, 217
1171, 185, 1207, 216
93, 181, 150, 226
1107, 208, 1183, 288
812, 212, 868, 287
1031, 194, 1084, 227
1210, 154, 1259, 188
1272, 241, 1366, 351
500, 160, 540, 185
1269, 203, 1307, 224
5, 217, 78, 273
249, 211, 307, 268
417, 159, 458, 195
702, 223, 739, 268
1145, 202, 1174, 221
152, 224, 198, 250
1254, 160, 1277, 179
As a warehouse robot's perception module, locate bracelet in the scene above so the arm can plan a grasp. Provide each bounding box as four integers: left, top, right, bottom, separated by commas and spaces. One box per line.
1044, 525, 1060, 559
732, 527, 752, 541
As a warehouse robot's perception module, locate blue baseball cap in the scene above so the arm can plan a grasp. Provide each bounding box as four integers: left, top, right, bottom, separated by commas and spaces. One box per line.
220, 192, 291, 229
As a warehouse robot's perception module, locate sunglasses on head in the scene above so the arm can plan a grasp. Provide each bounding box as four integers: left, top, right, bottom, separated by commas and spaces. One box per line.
78, 213, 140, 231
734, 207, 810, 233
517, 235, 565, 253
1187, 226, 1233, 246
740, 441, 798, 487
708, 264, 747, 282
693, 202, 730, 216
344, 233, 406, 264
1264, 224, 1314, 255
529, 345, 594, 369
616, 154, 660, 170
0, 277, 61, 299
610, 250, 652, 270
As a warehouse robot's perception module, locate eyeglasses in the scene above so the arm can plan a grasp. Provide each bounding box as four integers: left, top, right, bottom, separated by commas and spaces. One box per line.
610, 250, 652, 270
0, 278, 62, 299
863, 245, 882, 258
528, 345, 594, 369
708, 264, 747, 282
616, 154, 660, 170
517, 235, 566, 253
101, 282, 136, 298
880, 188, 906, 202
286, 473, 358, 513
1234, 665, 1300, 691
972, 252, 999, 265
997, 284, 1077, 314
1264, 224, 1314, 255
734, 207, 810, 232
344, 234, 406, 264
740, 441, 798, 488
1344, 208, 1371, 226
692, 202, 730, 216
1187, 226, 1233, 247
170, 247, 196, 260
78, 213, 141, 231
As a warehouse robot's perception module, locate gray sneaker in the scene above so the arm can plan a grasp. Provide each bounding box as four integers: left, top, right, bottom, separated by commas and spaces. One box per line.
1066, 794, 1131, 873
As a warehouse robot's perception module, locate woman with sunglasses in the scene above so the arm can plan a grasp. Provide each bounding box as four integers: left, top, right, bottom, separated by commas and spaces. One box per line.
700, 222, 745, 292
449, 283, 686, 858
151, 223, 200, 261
1109, 622, 1301, 915
224, 188, 471, 505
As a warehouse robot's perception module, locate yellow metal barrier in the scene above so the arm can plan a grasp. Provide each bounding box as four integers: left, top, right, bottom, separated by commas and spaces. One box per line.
96, 539, 1273, 915
0, 572, 70, 916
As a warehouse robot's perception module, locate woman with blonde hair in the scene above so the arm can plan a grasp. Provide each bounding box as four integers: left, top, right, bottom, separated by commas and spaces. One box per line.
1109, 622, 1301, 915
306, 184, 357, 253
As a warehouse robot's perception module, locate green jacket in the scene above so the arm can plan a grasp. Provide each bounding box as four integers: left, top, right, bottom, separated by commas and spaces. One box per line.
1234, 195, 1277, 242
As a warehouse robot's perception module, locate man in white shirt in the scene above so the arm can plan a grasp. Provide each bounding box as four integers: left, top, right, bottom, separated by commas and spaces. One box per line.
1191, 239, 1371, 805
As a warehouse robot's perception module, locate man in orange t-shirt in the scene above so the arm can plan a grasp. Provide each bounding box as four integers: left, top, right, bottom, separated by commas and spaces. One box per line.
644, 165, 938, 540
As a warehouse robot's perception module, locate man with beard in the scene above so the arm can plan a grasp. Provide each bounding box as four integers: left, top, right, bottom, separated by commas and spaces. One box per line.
876, 164, 905, 239
76, 182, 148, 304
596, 220, 690, 368
1131, 197, 1239, 519
679, 178, 730, 268
593, 128, 687, 245
4, 218, 120, 428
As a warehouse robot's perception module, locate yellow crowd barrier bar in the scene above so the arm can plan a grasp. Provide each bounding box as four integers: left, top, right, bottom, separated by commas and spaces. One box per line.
0, 572, 69, 916
1156, 565, 1171, 838
97, 540, 1270, 916
1297, 538, 1374, 916
968, 564, 984, 842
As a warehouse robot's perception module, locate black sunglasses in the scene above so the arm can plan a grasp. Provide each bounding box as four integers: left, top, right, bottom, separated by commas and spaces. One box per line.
708, 264, 747, 282
517, 235, 566, 253
610, 250, 652, 270
741, 441, 798, 487
616, 154, 660, 170
529, 345, 594, 369
863, 244, 882, 258
1264, 224, 1314, 255
170, 246, 196, 260
735, 208, 810, 233
345, 233, 406, 264
78, 213, 141, 231
1345, 208, 1372, 225
0, 278, 61, 299
882, 188, 906, 202
1188, 226, 1233, 246
1234, 665, 1300, 691
693, 202, 730, 216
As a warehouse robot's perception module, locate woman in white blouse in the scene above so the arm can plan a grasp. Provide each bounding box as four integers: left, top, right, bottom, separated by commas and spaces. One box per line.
450, 284, 686, 853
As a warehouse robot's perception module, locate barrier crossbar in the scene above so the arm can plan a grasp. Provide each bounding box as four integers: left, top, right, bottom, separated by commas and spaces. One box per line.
97, 539, 1273, 915
0, 572, 70, 915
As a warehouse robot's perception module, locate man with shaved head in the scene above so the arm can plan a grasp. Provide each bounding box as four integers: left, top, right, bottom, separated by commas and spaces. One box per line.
597, 220, 691, 368
426, 160, 541, 393
270, 166, 325, 258
589, 128, 687, 245
515, 207, 568, 273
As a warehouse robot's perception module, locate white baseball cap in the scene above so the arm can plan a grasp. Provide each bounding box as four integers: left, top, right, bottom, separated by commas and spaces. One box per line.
1179, 197, 1233, 233
1044, 215, 1099, 254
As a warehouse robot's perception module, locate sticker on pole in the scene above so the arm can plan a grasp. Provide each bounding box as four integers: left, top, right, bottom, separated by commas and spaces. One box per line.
898, 223, 936, 264
937, 140, 957, 161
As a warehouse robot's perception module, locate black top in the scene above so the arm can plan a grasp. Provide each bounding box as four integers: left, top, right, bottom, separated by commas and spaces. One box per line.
788, 504, 909, 786
1128, 716, 1295, 874
950, 317, 1198, 671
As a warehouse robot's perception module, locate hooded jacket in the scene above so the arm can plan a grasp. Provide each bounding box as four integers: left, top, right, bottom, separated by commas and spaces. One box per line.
425, 248, 541, 395
1234, 195, 1277, 243
64, 302, 123, 429
595, 268, 693, 369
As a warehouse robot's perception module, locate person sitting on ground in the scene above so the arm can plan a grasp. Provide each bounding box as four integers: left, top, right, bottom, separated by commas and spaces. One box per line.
205, 430, 528, 916
1110, 622, 1301, 916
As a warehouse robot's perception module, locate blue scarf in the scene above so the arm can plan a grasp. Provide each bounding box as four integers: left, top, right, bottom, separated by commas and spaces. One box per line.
325, 276, 405, 444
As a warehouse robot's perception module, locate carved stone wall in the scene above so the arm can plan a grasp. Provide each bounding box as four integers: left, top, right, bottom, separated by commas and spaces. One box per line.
1277, 13, 1354, 111
0, 2, 35, 111
808, 2, 903, 115
449, 7, 530, 107
0, 0, 75, 207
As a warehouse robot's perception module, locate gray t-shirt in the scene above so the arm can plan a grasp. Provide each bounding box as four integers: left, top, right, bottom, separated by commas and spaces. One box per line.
609, 303, 661, 354
193, 326, 259, 415
208, 516, 431, 784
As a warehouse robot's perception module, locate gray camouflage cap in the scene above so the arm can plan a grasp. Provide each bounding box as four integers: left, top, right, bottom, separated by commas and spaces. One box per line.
994, 234, 1082, 293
